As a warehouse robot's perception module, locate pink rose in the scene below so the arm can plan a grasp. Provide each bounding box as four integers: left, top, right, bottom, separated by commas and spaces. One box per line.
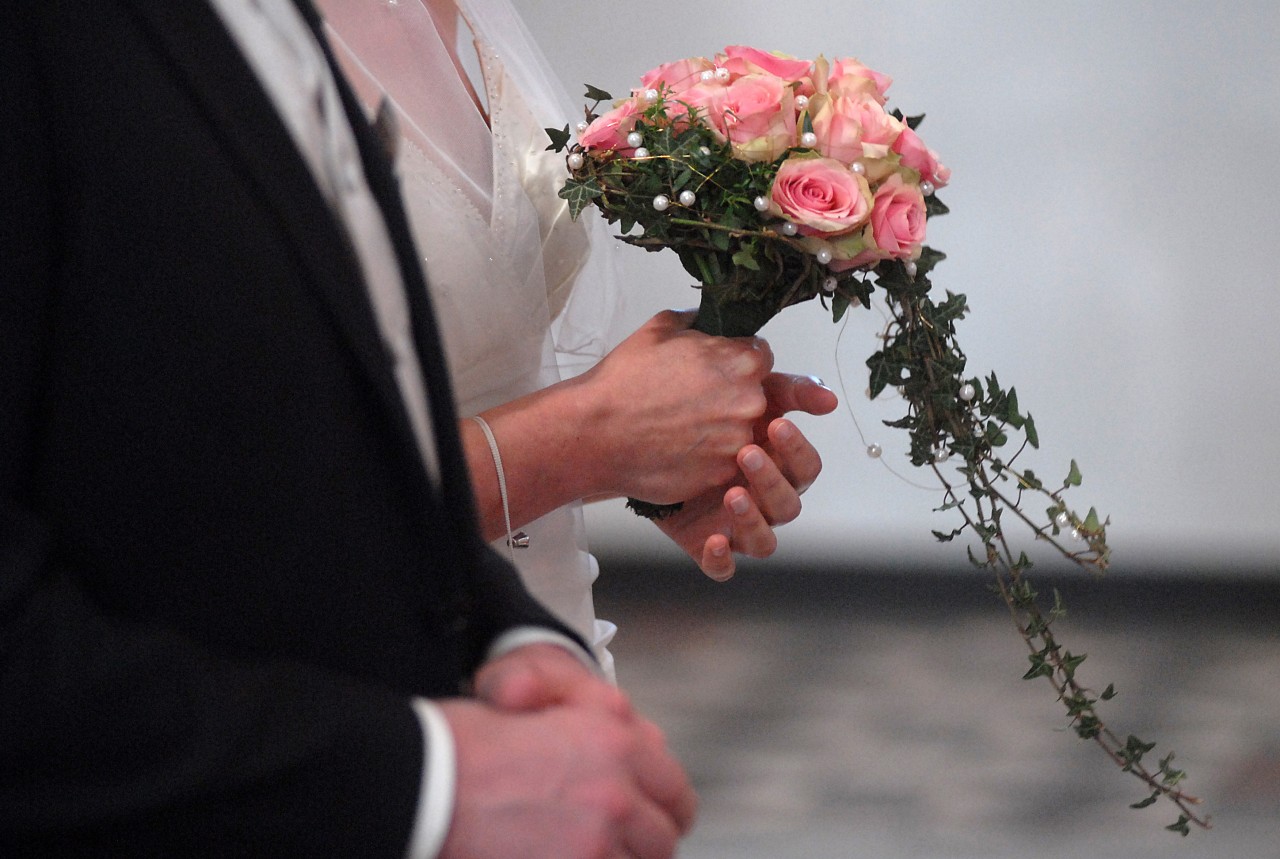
720, 45, 813, 82
809, 92, 905, 164
830, 172, 926, 269
671, 79, 729, 136
719, 74, 797, 162
640, 56, 716, 97
891, 126, 950, 188
768, 155, 873, 237
578, 99, 642, 153
827, 58, 892, 103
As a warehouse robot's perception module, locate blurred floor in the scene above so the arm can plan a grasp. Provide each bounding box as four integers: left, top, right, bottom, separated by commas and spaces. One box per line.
593, 559, 1280, 859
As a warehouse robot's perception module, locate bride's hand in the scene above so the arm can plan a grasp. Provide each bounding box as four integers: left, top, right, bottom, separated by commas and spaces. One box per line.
572, 309, 775, 504
653, 374, 836, 580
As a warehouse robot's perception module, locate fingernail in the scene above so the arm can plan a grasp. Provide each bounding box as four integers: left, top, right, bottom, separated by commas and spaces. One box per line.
711, 542, 728, 557
774, 420, 796, 442
809, 375, 827, 388
742, 448, 766, 472
729, 493, 750, 515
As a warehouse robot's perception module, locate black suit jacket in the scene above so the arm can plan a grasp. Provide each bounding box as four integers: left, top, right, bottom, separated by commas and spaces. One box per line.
0, 1, 579, 854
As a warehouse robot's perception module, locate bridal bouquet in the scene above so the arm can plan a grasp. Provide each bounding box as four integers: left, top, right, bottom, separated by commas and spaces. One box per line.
548, 45, 1209, 833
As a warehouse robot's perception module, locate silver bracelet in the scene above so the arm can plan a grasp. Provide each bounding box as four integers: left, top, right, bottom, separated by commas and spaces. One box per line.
469, 415, 526, 560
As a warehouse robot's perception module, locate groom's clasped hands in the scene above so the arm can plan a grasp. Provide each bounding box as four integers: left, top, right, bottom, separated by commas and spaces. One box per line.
440, 644, 697, 859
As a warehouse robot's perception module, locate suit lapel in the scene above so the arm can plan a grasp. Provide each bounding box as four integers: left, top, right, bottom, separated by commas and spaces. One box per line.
298, 0, 487, 533
122, 0, 443, 499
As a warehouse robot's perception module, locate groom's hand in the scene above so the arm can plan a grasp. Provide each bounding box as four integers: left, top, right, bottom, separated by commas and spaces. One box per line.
655, 373, 836, 580
438, 696, 697, 859
473, 642, 626, 714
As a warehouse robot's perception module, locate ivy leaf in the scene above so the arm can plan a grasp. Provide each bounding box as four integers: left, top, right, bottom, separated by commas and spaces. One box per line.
558, 177, 603, 221
1024, 413, 1040, 448
1130, 791, 1160, 810
731, 249, 761, 271
583, 84, 613, 102
1065, 459, 1083, 488
545, 124, 571, 152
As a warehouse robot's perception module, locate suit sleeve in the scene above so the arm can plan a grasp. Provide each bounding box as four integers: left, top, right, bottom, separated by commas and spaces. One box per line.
0, 12, 426, 856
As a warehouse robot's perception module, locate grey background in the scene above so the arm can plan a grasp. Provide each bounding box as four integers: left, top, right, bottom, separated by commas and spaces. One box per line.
513, 0, 1280, 576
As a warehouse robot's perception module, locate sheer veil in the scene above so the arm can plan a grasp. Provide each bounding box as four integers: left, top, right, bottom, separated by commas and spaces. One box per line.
317, 0, 622, 674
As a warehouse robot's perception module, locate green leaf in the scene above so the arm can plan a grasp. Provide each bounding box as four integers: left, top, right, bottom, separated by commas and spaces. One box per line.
583, 84, 613, 102
1064, 459, 1083, 488
1165, 815, 1191, 837
731, 249, 761, 271
1100, 683, 1117, 700
1130, 791, 1160, 809
1083, 507, 1101, 531
545, 124, 571, 152
831, 291, 850, 323
1024, 413, 1040, 448
558, 177, 603, 221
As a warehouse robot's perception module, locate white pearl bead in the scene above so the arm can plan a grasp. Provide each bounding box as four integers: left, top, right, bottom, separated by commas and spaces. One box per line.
904, 261, 918, 277
779, 222, 798, 236
645, 88, 660, 102
815, 248, 833, 265
576, 120, 589, 133
626, 131, 643, 148
795, 95, 809, 109
700, 70, 715, 81
715, 67, 731, 81
1055, 511, 1070, 529
700, 146, 711, 156
753, 196, 770, 212
959, 383, 976, 402
678, 190, 696, 206
822, 277, 837, 293
652, 194, 670, 211
800, 131, 817, 148
934, 447, 951, 463
567, 152, 584, 169
633, 147, 649, 158
850, 161, 865, 175
867, 444, 883, 459
1069, 528, 1082, 541
920, 180, 935, 197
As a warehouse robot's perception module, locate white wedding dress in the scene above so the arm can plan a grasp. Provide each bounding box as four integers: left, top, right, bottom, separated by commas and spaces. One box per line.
319, 0, 624, 677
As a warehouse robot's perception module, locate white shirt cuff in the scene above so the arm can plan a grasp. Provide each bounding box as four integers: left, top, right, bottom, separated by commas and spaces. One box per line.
485, 625, 601, 677
405, 698, 455, 859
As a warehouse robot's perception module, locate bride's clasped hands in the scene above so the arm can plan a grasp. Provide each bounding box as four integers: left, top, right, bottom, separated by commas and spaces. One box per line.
461, 308, 836, 577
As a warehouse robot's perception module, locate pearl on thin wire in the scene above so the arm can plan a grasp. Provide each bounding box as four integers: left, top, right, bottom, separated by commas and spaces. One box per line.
700, 70, 716, 81
800, 131, 818, 148
645, 88, 660, 102
779, 222, 798, 236
1054, 511, 1071, 529
652, 194, 670, 211
715, 67, 731, 82
567, 152, 584, 170
1069, 528, 1082, 541
959, 383, 976, 402
866, 443, 883, 459
920, 180, 935, 197
822, 276, 837, 293
904, 261, 918, 277
934, 447, 951, 464
576, 120, 589, 133
850, 161, 865, 175
633, 147, 649, 158
678, 190, 696, 207
795, 94, 809, 109
753, 196, 770, 212
815, 247, 834, 265
626, 131, 643, 148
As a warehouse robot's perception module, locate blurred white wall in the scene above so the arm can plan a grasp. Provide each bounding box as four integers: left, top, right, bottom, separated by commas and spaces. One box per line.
513, 0, 1280, 574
